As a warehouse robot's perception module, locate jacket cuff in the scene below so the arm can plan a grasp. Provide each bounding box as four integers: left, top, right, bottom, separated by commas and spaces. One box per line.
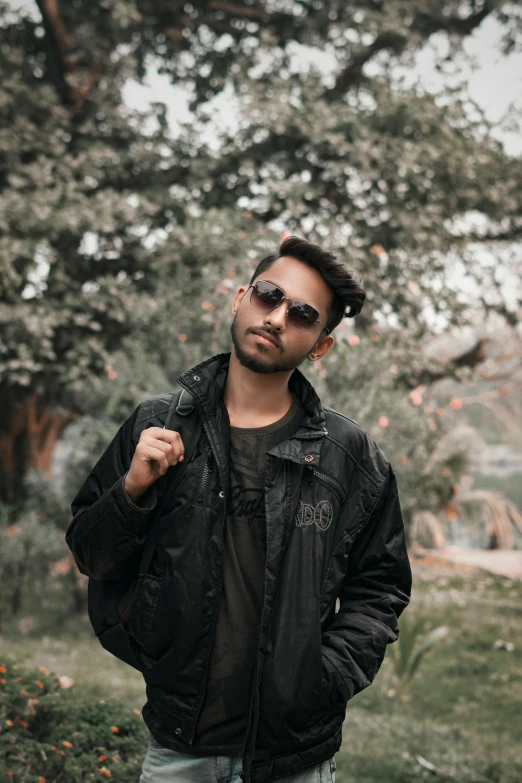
121, 471, 158, 512
109, 474, 158, 533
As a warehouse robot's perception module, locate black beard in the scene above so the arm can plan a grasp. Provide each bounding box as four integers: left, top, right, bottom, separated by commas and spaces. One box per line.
229, 315, 312, 374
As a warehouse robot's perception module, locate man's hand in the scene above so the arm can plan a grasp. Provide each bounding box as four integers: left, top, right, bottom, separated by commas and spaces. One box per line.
124, 426, 185, 501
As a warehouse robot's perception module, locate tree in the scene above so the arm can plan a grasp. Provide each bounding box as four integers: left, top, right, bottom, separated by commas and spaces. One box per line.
1, 0, 521, 504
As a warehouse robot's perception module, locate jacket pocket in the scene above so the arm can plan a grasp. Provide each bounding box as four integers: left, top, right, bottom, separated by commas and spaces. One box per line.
124, 574, 169, 660
321, 647, 350, 705
310, 468, 347, 507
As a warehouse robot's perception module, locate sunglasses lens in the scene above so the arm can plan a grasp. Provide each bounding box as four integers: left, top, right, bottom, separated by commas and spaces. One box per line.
287, 301, 319, 331
251, 281, 282, 310
250, 281, 320, 331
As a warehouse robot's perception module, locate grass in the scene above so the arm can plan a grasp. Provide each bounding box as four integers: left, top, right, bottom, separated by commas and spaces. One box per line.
1, 561, 522, 782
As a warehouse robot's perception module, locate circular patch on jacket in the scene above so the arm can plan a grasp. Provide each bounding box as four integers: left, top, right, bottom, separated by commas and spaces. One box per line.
295, 499, 333, 531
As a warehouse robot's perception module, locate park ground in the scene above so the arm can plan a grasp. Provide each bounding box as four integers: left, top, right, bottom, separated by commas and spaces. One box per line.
1, 558, 521, 783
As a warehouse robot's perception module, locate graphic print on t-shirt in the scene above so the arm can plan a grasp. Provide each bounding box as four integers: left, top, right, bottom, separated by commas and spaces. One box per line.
228, 432, 269, 545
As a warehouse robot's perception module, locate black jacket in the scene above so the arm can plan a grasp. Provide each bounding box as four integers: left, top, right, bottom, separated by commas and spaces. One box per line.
66, 351, 412, 783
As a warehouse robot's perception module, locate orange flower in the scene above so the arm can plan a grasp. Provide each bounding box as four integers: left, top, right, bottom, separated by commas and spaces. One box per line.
62, 741, 73, 748
99, 755, 107, 761
0, 666, 6, 673
51, 746, 58, 751
60, 751, 65, 756
379, 417, 389, 428
7, 772, 13, 778
348, 335, 360, 346
370, 244, 385, 256
99, 767, 111, 777
409, 390, 422, 406
110, 726, 119, 734
6, 720, 13, 727
39, 667, 48, 674
0, 679, 5, 685
398, 456, 407, 464
133, 709, 140, 715
14, 717, 29, 728
111, 756, 118, 762
35, 680, 44, 689
20, 690, 28, 696
38, 777, 46, 782
449, 398, 463, 409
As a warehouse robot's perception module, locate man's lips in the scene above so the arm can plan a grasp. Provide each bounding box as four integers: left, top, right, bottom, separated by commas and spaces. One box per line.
250, 328, 280, 348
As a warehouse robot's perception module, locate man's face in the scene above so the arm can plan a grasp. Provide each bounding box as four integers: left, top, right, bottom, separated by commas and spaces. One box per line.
229, 256, 334, 374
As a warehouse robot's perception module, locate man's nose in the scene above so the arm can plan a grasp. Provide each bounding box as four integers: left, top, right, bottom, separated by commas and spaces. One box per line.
263, 300, 287, 331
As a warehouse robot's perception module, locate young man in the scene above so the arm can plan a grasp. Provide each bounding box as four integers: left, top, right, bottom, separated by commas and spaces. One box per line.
66, 236, 412, 783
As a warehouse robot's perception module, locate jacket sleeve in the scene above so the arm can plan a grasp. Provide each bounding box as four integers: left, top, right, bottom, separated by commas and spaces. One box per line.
320, 462, 412, 703
65, 404, 158, 581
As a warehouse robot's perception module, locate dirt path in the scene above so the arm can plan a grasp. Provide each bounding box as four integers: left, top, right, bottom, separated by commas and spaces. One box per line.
412, 547, 522, 579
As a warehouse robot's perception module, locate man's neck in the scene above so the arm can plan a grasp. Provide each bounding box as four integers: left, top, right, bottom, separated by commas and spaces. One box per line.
223, 350, 295, 428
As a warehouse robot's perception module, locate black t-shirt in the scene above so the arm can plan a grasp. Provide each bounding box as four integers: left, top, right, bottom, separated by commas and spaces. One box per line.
152, 392, 305, 755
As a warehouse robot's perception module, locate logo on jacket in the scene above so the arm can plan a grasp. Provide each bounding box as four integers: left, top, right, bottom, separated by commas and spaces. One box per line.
295, 500, 333, 531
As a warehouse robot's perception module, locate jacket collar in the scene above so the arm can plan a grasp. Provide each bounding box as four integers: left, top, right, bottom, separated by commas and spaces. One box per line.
177, 352, 328, 463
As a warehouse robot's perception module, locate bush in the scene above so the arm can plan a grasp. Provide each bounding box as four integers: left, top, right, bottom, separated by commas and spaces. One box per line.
0, 655, 149, 781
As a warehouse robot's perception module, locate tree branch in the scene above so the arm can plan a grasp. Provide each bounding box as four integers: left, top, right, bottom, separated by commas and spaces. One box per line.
208, 0, 271, 20
34, 0, 77, 106
468, 226, 522, 242
416, 0, 501, 36
325, 31, 408, 100
326, 2, 501, 100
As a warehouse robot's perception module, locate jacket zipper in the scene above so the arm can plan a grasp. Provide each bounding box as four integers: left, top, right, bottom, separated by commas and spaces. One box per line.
239, 458, 285, 781
197, 446, 213, 505
177, 381, 228, 746
311, 467, 347, 506
240, 620, 262, 780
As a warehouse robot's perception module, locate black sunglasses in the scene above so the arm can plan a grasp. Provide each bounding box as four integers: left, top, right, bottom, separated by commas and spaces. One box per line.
247, 280, 329, 335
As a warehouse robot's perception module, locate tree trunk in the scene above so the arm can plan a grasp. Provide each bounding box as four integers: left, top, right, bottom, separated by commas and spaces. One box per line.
0, 387, 79, 505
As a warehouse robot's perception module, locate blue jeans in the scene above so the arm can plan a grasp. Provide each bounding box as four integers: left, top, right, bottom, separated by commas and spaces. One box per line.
140, 733, 337, 782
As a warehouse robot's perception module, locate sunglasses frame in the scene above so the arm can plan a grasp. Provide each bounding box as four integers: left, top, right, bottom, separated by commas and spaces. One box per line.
247, 280, 330, 336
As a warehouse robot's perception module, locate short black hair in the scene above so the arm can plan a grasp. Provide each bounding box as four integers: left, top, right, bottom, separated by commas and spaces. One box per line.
249, 236, 366, 335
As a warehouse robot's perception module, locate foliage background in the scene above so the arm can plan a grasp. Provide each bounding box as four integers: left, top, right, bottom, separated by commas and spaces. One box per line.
1, 1, 521, 780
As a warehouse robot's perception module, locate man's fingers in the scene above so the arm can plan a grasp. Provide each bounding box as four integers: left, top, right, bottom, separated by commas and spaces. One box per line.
142, 444, 170, 473
141, 426, 185, 459
140, 434, 184, 464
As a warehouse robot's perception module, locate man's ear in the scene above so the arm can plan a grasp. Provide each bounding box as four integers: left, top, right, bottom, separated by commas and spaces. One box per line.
308, 334, 334, 361
233, 285, 249, 314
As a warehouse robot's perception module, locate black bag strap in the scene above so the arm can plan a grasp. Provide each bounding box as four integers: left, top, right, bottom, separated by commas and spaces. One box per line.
138, 387, 200, 576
